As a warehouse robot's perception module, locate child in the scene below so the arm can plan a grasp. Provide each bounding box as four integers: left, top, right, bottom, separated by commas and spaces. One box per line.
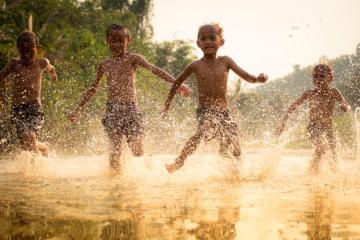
69, 24, 191, 170
161, 23, 268, 173
0, 31, 57, 156
277, 64, 351, 173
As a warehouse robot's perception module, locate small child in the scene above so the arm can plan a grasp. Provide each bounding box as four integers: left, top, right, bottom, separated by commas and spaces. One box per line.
161, 23, 268, 173
69, 24, 190, 171
277, 64, 351, 173
0, 31, 57, 156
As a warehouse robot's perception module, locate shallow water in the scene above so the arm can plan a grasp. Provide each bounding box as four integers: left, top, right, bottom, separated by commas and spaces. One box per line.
0, 149, 360, 240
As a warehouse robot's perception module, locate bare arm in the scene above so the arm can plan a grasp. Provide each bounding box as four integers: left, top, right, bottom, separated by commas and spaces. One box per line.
225, 56, 268, 83
69, 63, 105, 121
40, 58, 57, 82
0, 60, 15, 83
276, 90, 312, 135
162, 64, 194, 115
135, 54, 191, 97
332, 88, 351, 112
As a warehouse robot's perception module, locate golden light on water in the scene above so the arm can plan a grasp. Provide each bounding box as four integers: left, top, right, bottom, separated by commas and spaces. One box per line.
1, 144, 360, 239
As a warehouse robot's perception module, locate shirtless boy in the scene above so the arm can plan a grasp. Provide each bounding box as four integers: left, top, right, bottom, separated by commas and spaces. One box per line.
0, 31, 57, 156
162, 23, 268, 173
277, 64, 351, 173
69, 24, 190, 170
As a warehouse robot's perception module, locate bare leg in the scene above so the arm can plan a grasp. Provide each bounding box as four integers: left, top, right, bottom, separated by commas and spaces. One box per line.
127, 135, 144, 157
0, 80, 6, 118
327, 131, 337, 172
219, 137, 232, 156
219, 137, 241, 158
37, 141, 49, 157
166, 132, 203, 173
310, 138, 325, 174
108, 133, 124, 171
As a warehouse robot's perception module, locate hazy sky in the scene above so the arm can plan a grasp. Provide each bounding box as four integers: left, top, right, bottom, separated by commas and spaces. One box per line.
152, 0, 360, 81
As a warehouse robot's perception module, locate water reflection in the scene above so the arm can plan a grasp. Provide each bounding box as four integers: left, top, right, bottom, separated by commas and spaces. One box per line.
1, 153, 360, 239
306, 189, 333, 240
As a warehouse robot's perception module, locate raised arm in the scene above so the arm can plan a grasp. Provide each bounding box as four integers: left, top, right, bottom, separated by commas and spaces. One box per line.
69, 63, 105, 122
162, 63, 194, 116
225, 56, 267, 83
135, 54, 191, 97
40, 58, 57, 82
332, 88, 351, 112
276, 90, 312, 136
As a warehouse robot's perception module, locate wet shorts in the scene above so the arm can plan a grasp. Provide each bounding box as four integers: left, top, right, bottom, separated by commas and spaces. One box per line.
196, 107, 239, 142
102, 102, 144, 138
11, 103, 44, 138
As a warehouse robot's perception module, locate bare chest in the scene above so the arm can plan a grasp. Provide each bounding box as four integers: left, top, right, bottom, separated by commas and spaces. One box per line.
12, 63, 43, 86
195, 63, 228, 88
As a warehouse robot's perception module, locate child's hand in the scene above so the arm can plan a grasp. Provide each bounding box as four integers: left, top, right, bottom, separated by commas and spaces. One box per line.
51, 71, 58, 82
257, 73, 268, 83
177, 84, 192, 97
340, 102, 351, 112
160, 102, 171, 118
69, 110, 80, 122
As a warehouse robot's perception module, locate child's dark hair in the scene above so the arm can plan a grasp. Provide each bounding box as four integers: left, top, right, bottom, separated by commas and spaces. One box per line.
313, 64, 333, 76
17, 31, 38, 47
106, 24, 130, 39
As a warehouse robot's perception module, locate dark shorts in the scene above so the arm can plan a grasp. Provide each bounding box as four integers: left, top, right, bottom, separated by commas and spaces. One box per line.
102, 102, 144, 139
307, 122, 334, 142
11, 103, 44, 138
196, 107, 239, 142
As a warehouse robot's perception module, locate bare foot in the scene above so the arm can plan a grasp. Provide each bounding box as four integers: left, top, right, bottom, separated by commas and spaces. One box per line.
165, 161, 184, 173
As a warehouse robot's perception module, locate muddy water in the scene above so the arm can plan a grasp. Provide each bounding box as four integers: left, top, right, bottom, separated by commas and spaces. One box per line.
0, 149, 360, 240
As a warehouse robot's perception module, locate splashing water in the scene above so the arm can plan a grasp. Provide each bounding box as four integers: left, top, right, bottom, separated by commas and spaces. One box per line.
1, 138, 360, 239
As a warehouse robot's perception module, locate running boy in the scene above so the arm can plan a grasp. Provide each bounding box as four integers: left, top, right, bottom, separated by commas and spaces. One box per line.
277, 64, 351, 173
69, 24, 191, 170
162, 23, 268, 173
0, 31, 57, 156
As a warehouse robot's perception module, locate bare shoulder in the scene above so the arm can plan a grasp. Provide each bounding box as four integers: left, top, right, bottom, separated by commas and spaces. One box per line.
7, 58, 20, 68
219, 55, 232, 61
330, 87, 343, 98
36, 58, 51, 68
303, 89, 314, 98
189, 59, 201, 70
220, 55, 233, 63
98, 58, 112, 69
330, 87, 341, 94
129, 52, 146, 63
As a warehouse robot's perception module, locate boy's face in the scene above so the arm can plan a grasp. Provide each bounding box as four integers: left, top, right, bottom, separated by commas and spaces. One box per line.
107, 30, 130, 54
313, 70, 333, 88
197, 27, 224, 55
18, 40, 36, 64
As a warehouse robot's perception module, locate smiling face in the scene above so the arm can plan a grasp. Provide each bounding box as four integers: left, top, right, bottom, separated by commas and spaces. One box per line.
197, 26, 224, 56
107, 29, 130, 55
